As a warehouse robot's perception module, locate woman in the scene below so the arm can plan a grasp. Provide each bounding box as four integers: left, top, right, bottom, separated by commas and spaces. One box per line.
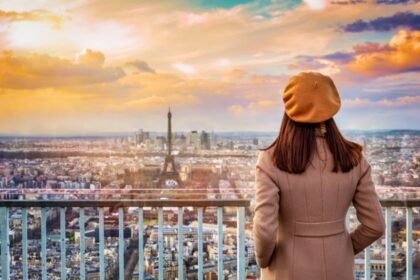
253, 72, 385, 280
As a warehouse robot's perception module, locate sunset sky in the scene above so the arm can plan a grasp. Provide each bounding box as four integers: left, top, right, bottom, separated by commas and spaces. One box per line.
0, 0, 419, 135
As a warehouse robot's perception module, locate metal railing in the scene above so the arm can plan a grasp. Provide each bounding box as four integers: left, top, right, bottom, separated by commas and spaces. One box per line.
0, 199, 418, 280
345, 199, 419, 280
0, 199, 250, 280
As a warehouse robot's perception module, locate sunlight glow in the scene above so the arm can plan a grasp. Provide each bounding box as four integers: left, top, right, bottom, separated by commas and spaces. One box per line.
172, 63, 197, 74
6, 21, 57, 48
303, 0, 329, 10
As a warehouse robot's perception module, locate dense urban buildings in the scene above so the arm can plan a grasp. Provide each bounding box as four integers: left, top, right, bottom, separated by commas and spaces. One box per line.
0, 128, 419, 279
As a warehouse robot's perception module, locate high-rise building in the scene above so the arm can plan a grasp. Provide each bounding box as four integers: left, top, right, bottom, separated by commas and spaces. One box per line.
200, 130, 211, 150
187, 130, 200, 150
135, 129, 149, 145
210, 130, 216, 148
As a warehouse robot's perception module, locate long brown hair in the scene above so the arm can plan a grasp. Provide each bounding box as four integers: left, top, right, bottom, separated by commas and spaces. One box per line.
262, 113, 362, 174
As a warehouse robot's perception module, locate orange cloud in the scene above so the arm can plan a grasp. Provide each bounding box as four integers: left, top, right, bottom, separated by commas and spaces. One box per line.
77, 49, 105, 66
348, 29, 420, 77
228, 104, 245, 117
248, 100, 278, 109
228, 99, 279, 118
0, 51, 124, 89
0, 9, 61, 28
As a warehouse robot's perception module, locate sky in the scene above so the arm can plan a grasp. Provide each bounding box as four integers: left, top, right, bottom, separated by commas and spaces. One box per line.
0, 0, 419, 135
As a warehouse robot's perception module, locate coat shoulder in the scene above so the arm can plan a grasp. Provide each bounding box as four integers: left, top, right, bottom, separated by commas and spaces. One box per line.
256, 147, 276, 168
256, 147, 280, 181
354, 153, 371, 177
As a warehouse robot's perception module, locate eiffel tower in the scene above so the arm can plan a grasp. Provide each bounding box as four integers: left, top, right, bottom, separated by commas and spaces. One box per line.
157, 107, 183, 187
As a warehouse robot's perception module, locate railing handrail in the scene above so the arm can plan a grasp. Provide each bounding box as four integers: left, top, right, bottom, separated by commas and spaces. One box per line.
0, 199, 250, 207
0, 198, 418, 207
379, 199, 420, 207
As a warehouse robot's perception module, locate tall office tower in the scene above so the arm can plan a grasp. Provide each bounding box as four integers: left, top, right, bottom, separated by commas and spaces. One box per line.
187, 130, 200, 150
200, 130, 211, 150
135, 129, 144, 145
157, 108, 183, 187
135, 129, 150, 145
210, 130, 216, 148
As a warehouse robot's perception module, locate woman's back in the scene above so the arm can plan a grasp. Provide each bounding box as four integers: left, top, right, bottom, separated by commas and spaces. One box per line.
253, 72, 385, 280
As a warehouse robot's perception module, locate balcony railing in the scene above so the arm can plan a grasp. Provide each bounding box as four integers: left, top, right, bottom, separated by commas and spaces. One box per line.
355, 199, 419, 280
0, 199, 250, 280
0, 198, 418, 280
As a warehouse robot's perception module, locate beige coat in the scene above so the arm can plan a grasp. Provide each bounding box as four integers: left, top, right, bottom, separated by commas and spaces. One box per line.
253, 131, 386, 280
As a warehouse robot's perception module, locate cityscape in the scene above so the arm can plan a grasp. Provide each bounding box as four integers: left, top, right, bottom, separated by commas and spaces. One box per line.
0, 0, 419, 279
0, 110, 419, 279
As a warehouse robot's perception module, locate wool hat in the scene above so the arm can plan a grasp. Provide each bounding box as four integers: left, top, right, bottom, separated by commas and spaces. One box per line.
282, 71, 341, 123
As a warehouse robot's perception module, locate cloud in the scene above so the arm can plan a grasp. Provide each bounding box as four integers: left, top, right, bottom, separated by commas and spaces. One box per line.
351, 42, 393, 54
0, 51, 124, 89
77, 49, 105, 66
228, 104, 245, 117
375, 0, 413, 5
125, 60, 155, 73
0, 9, 62, 27
331, 0, 414, 5
172, 63, 197, 74
330, 0, 366, 4
0, 1, 420, 133
122, 94, 198, 110
348, 29, 420, 76
361, 72, 420, 93
289, 29, 420, 77
249, 74, 287, 85
288, 55, 332, 70
320, 52, 354, 63
342, 12, 420, 32
248, 100, 278, 109
343, 95, 420, 107
228, 99, 279, 118
287, 56, 342, 76
303, 0, 329, 10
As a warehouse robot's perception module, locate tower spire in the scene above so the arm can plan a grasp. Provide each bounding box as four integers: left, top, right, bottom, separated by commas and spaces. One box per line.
158, 107, 183, 187
167, 106, 172, 156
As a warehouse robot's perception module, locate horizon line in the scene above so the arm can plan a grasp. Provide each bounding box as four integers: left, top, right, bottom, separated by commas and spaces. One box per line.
0, 128, 419, 138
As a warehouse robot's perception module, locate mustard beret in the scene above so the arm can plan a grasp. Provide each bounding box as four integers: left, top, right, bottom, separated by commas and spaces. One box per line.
282, 72, 341, 123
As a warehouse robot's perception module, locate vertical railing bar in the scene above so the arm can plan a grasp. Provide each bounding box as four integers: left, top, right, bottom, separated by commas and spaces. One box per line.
198, 207, 203, 280
237, 207, 245, 280
80, 208, 86, 280
99, 208, 105, 280
138, 208, 144, 280
119, 207, 125, 280
217, 207, 223, 280
385, 207, 392, 280
406, 207, 412, 280
41, 207, 47, 280
178, 207, 184, 280
22, 208, 28, 280
0, 207, 9, 280
158, 207, 164, 280
60, 207, 66, 279
364, 246, 371, 280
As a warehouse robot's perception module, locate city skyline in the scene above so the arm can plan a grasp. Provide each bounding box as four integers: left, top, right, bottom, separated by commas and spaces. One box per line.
0, 127, 418, 279
0, 0, 419, 135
